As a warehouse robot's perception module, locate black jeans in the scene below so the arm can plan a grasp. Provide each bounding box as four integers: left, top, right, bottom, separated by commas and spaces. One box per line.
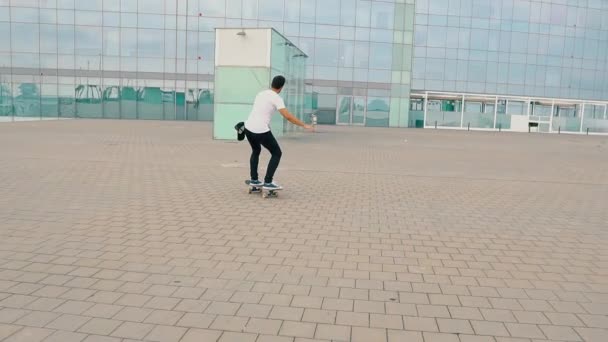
244, 129, 282, 183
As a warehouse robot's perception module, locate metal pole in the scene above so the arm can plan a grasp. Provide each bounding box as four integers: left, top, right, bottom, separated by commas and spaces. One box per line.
580, 103, 585, 133
493, 96, 498, 130
460, 94, 465, 129
423, 92, 428, 128
604, 104, 607, 120
549, 99, 554, 133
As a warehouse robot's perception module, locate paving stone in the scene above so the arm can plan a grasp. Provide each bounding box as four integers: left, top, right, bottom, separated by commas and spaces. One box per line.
42, 330, 87, 342
351, 327, 386, 342
78, 318, 121, 336
243, 318, 282, 335
144, 325, 187, 342
0, 323, 19, 338
110, 321, 155, 339
180, 328, 222, 342
218, 331, 257, 342
4, 327, 54, 342
315, 323, 350, 341
279, 321, 316, 338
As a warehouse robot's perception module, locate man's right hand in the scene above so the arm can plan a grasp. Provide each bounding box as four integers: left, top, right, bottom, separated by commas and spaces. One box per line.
303, 124, 314, 132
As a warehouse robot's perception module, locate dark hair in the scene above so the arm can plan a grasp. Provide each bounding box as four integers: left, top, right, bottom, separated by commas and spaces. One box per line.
271, 75, 286, 89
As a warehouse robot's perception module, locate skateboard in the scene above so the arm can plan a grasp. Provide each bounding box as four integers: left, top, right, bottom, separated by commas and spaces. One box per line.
245, 180, 282, 198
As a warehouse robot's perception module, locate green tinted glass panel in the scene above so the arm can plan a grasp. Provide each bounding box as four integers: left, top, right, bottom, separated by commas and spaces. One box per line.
121, 86, 137, 119
162, 89, 176, 120
75, 84, 102, 118
271, 31, 288, 75
0, 80, 12, 117
102, 85, 120, 118
137, 87, 163, 120
366, 97, 389, 127
175, 91, 185, 120
13, 82, 40, 118
58, 84, 75, 118
214, 103, 252, 139
198, 89, 214, 121
41, 83, 58, 117
215, 67, 269, 104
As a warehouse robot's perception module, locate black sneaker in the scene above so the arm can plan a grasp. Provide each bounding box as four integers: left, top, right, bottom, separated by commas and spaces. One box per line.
235, 122, 245, 141
263, 182, 282, 190
249, 180, 262, 186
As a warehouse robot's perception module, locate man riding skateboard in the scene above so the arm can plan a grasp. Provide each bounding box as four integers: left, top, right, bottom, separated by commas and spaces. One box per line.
236, 75, 312, 190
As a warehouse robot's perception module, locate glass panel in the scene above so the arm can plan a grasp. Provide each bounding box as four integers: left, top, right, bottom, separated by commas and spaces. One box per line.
369, 43, 392, 70
552, 105, 581, 132
337, 96, 351, 124
76, 0, 101, 10
139, 29, 164, 58
160, 85, 176, 121
352, 96, 365, 125
0, 7, 9, 22
316, 0, 339, 25
58, 83, 75, 118
58, 25, 74, 54
120, 81, 138, 119
425, 99, 461, 127
40, 24, 58, 53
356, 0, 371, 27
12, 23, 39, 53
0, 76, 12, 118
138, 14, 164, 29
41, 82, 59, 118
75, 10, 102, 26
300, 0, 315, 23
40, 9, 57, 24
13, 80, 40, 118
495, 99, 511, 130
199, 0, 226, 17
259, 0, 283, 20
0, 23, 9, 53
366, 97, 389, 127
463, 100, 495, 129
242, 0, 257, 19
138, 0, 164, 14
121, 28, 137, 57
226, 0, 242, 18
121, 0, 137, 12
371, 1, 394, 29
176, 87, 185, 120
138, 86, 163, 120
75, 26, 102, 55
11, 7, 39, 23
314, 39, 339, 67
102, 83, 120, 119
75, 82, 102, 118
582, 105, 608, 133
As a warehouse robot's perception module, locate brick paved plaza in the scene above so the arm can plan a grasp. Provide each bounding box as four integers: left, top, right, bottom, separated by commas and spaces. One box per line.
0, 120, 607, 342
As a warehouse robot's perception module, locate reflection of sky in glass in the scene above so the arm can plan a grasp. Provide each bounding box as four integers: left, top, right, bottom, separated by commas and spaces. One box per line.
414, 0, 608, 100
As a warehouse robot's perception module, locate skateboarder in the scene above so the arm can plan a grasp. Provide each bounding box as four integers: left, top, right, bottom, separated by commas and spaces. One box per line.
238, 75, 312, 190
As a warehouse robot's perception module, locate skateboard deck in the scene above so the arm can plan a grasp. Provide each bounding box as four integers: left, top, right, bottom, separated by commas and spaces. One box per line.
245, 180, 282, 198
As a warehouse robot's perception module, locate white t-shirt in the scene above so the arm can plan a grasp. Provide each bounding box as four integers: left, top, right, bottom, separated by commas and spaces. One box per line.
244, 89, 286, 134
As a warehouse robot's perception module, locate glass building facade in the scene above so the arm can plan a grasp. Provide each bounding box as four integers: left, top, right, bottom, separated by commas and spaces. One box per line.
413, 0, 608, 100
0, 0, 606, 133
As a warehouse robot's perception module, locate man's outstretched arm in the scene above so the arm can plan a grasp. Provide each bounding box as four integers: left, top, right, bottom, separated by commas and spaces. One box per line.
279, 108, 313, 130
